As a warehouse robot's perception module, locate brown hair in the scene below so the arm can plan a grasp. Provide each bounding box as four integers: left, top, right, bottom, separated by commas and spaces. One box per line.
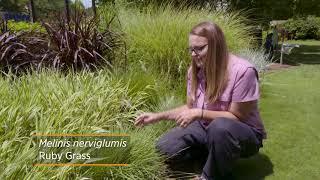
189, 21, 229, 103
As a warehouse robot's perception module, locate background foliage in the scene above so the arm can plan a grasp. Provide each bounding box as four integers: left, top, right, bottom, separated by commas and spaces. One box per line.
284, 16, 320, 40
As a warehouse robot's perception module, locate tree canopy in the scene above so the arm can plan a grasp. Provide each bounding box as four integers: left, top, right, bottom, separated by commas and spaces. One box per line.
1, 0, 319, 24
0, 0, 28, 13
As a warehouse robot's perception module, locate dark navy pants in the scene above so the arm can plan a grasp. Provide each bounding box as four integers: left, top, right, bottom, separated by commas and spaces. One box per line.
156, 117, 263, 180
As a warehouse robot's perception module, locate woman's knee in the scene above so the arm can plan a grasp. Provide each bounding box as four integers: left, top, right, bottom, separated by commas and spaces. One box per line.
155, 135, 170, 154
208, 118, 234, 132
156, 122, 205, 157
155, 129, 188, 156
206, 118, 235, 142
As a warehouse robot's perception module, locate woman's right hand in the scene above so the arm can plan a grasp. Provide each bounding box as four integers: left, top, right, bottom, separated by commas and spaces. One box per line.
134, 113, 160, 127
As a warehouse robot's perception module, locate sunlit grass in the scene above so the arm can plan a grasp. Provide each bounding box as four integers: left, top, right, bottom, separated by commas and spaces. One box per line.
258, 65, 320, 179
0, 3, 270, 179
235, 40, 320, 179
0, 69, 180, 179
105, 4, 254, 81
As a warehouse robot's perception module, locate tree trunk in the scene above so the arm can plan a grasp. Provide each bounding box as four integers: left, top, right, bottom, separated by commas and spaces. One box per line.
92, 0, 97, 18
29, 0, 36, 22
64, 0, 70, 23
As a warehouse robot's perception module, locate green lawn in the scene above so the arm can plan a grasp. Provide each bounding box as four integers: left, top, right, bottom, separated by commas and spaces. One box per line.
234, 40, 320, 179
280, 40, 320, 65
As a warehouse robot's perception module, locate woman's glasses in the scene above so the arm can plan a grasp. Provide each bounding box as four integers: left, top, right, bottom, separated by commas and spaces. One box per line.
187, 44, 208, 55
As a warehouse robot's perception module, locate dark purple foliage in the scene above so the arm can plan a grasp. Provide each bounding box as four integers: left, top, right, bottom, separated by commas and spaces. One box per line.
0, 11, 122, 73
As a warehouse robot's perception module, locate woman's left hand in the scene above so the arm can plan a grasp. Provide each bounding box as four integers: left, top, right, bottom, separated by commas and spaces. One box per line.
176, 109, 200, 128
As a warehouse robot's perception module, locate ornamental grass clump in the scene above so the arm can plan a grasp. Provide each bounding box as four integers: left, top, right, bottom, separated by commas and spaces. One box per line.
41, 10, 123, 71
0, 69, 179, 179
113, 5, 253, 81
0, 10, 123, 73
238, 48, 271, 72
0, 31, 48, 74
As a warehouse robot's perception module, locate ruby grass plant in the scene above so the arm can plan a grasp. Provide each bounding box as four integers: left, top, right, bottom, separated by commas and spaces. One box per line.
0, 69, 180, 179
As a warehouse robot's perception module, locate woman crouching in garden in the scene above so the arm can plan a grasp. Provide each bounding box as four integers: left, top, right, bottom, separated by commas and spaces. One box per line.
135, 21, 266, 180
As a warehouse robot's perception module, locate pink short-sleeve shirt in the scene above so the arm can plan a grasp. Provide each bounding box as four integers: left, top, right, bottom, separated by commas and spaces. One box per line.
187, 54, 266, 138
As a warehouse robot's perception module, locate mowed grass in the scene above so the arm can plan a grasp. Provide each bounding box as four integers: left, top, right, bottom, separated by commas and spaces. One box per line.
280, 40, 320, 65
234, 40, 320, 179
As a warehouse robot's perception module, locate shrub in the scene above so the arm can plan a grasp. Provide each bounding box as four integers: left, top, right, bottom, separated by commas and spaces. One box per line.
7, 20, 45, 33
284, 16, 320, 40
